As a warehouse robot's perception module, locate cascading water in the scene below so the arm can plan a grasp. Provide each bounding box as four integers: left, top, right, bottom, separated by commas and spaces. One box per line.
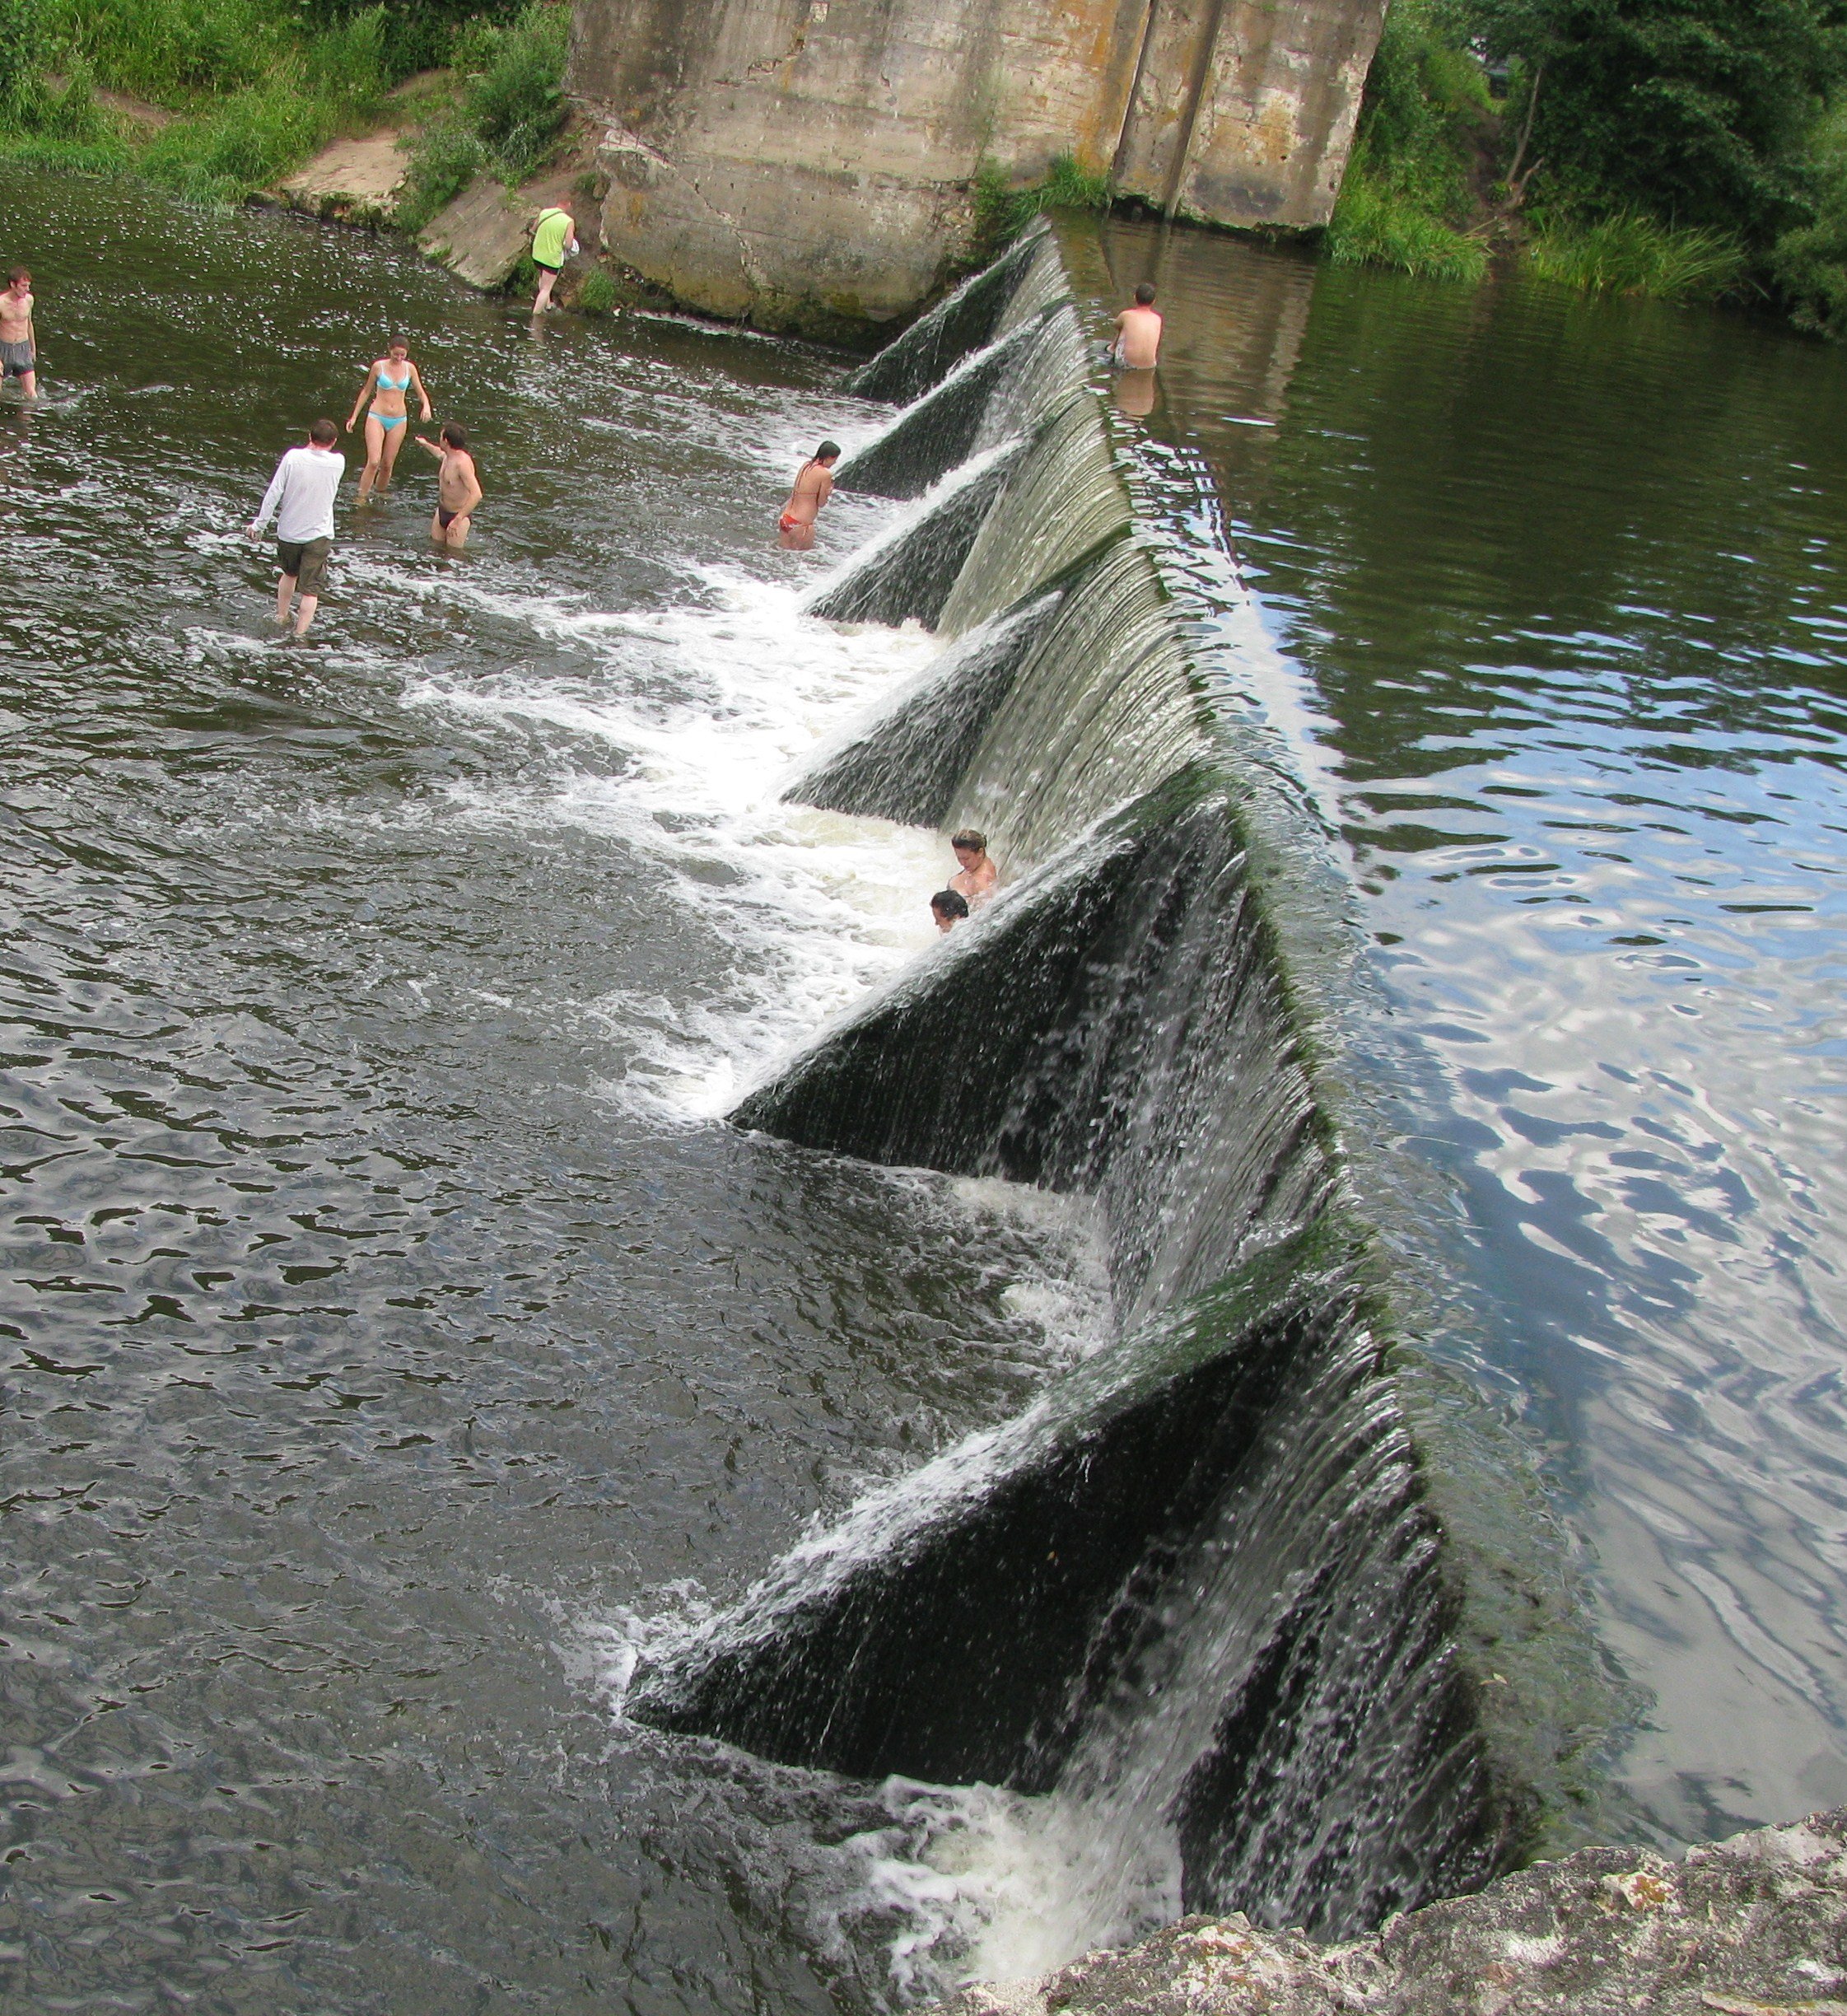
626, 217, 1616, 1988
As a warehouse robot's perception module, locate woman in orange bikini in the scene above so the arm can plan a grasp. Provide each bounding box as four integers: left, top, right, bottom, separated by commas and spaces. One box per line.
777, 441, 840, 550
345, 336, 432, 502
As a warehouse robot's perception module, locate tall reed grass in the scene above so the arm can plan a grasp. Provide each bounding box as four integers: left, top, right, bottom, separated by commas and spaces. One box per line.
1523, 213, 1747, 301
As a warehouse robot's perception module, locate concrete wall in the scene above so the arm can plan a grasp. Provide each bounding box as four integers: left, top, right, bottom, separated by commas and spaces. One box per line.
570, 0, 1385, 334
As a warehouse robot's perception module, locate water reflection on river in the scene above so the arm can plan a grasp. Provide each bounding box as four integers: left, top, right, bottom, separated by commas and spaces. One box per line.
1089, 216, 1847, 1847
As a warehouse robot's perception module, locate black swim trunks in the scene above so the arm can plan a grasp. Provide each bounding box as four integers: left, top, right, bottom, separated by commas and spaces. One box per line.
1, 338, 33, 379
437, 507, 459, 530
276, 535, 332, 595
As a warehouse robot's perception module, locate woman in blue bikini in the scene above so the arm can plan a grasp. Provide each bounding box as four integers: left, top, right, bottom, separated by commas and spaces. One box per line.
345, 336, 431, 502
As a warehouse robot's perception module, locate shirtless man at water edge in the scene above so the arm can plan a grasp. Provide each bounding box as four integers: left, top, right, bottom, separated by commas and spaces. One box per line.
778, 441, 840, 550
248, 418, 346, 637
1112, 283, 1163, 369
1, 268, 38, 399
416, 422, 483, 549
949, 829, 999, 909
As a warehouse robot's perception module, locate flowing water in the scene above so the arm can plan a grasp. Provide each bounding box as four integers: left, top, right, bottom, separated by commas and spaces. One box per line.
1084, 216, 1847, 1850
4, 161, 1847, 2016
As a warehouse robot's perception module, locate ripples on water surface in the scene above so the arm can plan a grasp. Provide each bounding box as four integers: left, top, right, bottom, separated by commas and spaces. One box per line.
7, 162, 1847, 2011
1092, 217, 1847, 1848
0, 175, 1117, 2010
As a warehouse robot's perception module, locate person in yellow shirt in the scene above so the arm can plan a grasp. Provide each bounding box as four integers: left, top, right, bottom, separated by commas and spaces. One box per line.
530, 204, 578, 314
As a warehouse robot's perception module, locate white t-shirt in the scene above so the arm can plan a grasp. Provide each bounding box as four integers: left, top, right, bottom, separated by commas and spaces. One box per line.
254, 446, 345, 544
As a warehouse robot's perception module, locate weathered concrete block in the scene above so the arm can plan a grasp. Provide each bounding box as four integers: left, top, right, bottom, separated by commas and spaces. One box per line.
419, 175, 537, 289
270, 133, 408, 228
569, 0, 1387, 331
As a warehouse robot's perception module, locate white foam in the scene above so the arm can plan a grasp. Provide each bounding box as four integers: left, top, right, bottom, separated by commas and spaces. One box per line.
818, 1776, 1179, 1997
401, 565, 954, 1118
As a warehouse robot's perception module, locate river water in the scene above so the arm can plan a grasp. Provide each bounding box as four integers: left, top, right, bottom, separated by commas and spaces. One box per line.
1088, 217, 1847, 1852
2, 166, 1845, 2011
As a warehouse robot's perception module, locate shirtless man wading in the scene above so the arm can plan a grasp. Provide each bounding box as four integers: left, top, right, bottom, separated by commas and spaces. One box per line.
1, 268, 38, 399
777, 441, 840, 550
416, 422, 483, 549
1112, 282, 1163, 369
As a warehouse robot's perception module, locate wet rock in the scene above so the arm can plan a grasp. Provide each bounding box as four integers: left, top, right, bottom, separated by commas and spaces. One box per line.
930, 1808, 1847, 2016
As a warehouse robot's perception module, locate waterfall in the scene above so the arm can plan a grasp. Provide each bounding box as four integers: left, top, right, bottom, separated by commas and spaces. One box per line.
835, 306, 1089, 502
637, 219, 1618, 1974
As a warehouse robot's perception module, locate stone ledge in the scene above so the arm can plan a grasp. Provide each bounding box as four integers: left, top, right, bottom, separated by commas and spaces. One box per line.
929, 1808, 1847, 2016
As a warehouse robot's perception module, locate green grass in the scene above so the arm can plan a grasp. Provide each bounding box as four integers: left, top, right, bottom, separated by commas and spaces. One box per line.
1523, 212, 1747, 300
396, 2, 568, 231
1326, 147, 1490, 282
967, 149, 1112, 264
576, 266, 617, 315
0, 0, 548, 211
1323, 0, 1492, 283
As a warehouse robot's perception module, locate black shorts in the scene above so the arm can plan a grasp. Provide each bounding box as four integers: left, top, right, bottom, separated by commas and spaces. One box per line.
276, 535, 331, 594
533, 258, 562, 274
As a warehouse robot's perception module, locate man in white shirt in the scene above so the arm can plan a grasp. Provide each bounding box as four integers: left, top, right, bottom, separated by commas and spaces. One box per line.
247, 418, 346, 637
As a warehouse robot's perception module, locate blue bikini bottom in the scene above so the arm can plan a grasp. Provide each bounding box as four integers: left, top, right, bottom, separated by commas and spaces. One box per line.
375, 413, 406, 430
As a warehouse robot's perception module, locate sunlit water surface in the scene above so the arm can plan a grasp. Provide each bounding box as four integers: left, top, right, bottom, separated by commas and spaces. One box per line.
1089, 216, 1847, 1849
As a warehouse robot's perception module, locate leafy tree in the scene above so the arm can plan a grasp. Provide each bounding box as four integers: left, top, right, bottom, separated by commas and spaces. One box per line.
1473, 0, 1846, 238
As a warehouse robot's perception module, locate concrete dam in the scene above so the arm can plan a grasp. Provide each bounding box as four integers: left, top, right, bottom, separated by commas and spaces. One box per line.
623, 221, 1620, 1954
567, 0, 1387, 332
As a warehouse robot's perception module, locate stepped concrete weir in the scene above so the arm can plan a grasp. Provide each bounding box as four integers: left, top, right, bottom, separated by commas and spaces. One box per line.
627, 218, 1624, 1960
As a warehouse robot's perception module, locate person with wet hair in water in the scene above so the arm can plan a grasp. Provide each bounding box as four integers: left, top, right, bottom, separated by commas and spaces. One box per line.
949, 829, 998, 909
930, 889, 969, 934
777, 441, 840, 550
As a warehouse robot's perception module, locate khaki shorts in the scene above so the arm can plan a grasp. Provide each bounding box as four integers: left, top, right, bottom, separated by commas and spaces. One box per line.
277, 535, 331, 595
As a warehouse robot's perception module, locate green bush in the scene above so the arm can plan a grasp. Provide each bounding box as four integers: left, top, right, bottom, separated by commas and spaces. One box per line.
577, 265, 617, 314
1326, 0, 1492, 280
1524, 210, 1747, 297
464, 1, 567, 181
1327, 151, 1490, 279
47, 0, 292, 101
302, 4, 391, 102
0, 0, 54, 116
395, 113, 486, 230
1771, 99, 1847, 336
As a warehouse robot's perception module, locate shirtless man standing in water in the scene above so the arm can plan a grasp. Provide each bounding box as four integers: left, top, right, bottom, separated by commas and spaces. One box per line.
1112, 282, 1163, 368
1, 268, 38, 399
777, 441, 840, 550
415, 422, 483, 549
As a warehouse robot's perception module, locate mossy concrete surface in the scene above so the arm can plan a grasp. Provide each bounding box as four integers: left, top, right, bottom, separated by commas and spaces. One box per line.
934, 1807, 1847, 2015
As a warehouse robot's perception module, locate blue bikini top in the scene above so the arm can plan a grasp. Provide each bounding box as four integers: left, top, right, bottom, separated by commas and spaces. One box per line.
377, 365, 411, 390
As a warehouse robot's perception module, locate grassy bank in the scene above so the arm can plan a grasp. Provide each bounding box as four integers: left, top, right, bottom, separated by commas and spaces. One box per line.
1325, 0, 1492, 283
0, 0, 568, 212
1328, 0, 1847, 330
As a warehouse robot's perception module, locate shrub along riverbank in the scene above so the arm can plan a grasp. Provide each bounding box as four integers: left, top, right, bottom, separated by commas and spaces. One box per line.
0, 0, 568, 212
1327, 0, 1847, 331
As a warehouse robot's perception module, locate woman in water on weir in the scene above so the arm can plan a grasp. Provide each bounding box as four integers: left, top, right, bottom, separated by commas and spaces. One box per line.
345, 337, 431, 501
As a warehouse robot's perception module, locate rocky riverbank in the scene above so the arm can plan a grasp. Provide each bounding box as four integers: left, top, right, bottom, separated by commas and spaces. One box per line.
930, 1810, 1847, 2016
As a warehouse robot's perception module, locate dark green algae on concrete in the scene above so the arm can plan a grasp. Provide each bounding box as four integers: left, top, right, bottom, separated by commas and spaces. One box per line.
651, 213, 1638, 1928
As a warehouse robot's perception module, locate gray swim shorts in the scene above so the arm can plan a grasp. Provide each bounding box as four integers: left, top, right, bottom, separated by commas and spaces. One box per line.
277, 535, 332, 595
0, 338, 34, 379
